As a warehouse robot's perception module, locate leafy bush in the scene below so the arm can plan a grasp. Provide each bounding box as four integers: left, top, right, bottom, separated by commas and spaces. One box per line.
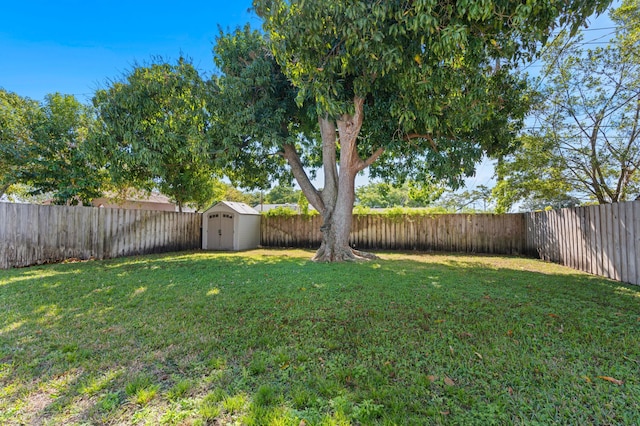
263, 206, 298, 217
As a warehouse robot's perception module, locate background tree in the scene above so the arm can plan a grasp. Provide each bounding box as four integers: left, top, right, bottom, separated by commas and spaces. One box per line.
216, 1, 609, 261
435, 185, 496, 212
492, 134, 578, 211
209, 180, 259, 207
264, 184, 300, 204
494, 0, 640, 211
92, 58, 217, 212
1, 91, 104, 204
355, 181, 443, 208
0, 89, 38, 196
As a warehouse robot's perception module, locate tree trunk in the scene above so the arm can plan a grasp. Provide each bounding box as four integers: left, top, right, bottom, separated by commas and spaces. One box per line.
283, 97, 384, 261
312, 168, 377, 262
312, 97, 383, 262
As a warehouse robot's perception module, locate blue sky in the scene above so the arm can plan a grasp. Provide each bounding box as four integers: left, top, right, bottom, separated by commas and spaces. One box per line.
1, 1, 256, 102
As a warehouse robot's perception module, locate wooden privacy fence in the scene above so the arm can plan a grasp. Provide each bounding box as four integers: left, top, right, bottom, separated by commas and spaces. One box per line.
261, 203, 640, 286
0, 203, 202, 269
525, 200, 640, 286
260, 213, 526, 255
2, 201, 639, 286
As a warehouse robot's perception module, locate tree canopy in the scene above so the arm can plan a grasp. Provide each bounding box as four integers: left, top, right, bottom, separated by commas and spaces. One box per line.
1, 90, 104, 204
210, 25, 316, 191
0, 89, 37, 196
210, 0, 611, 260
92, 58, 218, 211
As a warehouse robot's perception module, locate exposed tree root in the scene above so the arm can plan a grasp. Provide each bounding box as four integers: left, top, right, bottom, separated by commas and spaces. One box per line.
312, 245, 378, 262
352, 249, 378, 260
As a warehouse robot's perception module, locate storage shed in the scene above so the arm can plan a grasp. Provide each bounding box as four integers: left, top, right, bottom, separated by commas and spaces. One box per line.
202, 201, 261, 251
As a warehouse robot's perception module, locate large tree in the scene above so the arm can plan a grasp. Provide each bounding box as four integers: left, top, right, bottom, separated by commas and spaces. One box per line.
217, 1, 610, 261
92, 58, 217, 212
494, 0, 640, 211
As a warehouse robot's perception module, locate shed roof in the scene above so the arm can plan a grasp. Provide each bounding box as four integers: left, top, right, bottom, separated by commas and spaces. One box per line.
206, 201, 260, 215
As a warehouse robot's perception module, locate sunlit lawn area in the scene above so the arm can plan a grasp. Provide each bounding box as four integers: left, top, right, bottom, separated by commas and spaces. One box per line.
1, 249, 638, 425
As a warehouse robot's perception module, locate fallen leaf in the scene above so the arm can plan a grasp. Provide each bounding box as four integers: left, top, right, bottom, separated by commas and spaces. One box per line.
449, 346, 454, 355
427, 375, 437, 383
435, 319, 446, 323
598, 376, 624, 385
548, 313, 560, 318
583, 376, 592, 383
483, 295, 492, 300
440, 411, 450, 415
299, 420, 307, 426
474, 352, 483, 360
507, 386, 514, 395
444, 377, 455, 386
507, 330, 513, 336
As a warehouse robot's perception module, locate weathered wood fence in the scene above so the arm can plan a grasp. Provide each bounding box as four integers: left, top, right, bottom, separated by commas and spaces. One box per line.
525, 201, 640, 286
261, 203, 640, 286
2, 201, 639, 286
0, 203, 201, 269
260, 213, 526, 255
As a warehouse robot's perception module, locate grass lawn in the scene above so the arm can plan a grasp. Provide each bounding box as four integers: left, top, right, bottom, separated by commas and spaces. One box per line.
0, 249, 639, 425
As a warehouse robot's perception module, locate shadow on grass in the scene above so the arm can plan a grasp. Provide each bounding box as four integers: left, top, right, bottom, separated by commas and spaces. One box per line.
0, 249, 639, 424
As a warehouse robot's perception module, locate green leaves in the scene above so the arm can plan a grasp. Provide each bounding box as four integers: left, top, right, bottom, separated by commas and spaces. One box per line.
0, 89, 39, 194
211, 26, 313, 190
0, 90, 104, 204
92, 58, 218, 211
253, 0, 595, 186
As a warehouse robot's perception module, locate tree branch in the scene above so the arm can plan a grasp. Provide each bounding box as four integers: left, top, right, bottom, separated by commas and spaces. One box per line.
282, 143, 324, 212
319, 115, 338, 210
357, 147, 385, 172
337, 96, 366, 171
405, 133, 439, 152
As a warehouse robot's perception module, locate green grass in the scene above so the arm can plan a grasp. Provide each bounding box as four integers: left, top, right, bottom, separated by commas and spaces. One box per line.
0, 249, 638, 425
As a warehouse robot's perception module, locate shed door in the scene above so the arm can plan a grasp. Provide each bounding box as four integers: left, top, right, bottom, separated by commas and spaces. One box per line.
207, 212, 234, 250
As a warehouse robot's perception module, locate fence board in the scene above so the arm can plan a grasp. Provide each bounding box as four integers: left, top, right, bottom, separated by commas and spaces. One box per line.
606, 204, 616, 280
635, 202, 640, 285
619, 204, 628, 284
612, 203, 622, 281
